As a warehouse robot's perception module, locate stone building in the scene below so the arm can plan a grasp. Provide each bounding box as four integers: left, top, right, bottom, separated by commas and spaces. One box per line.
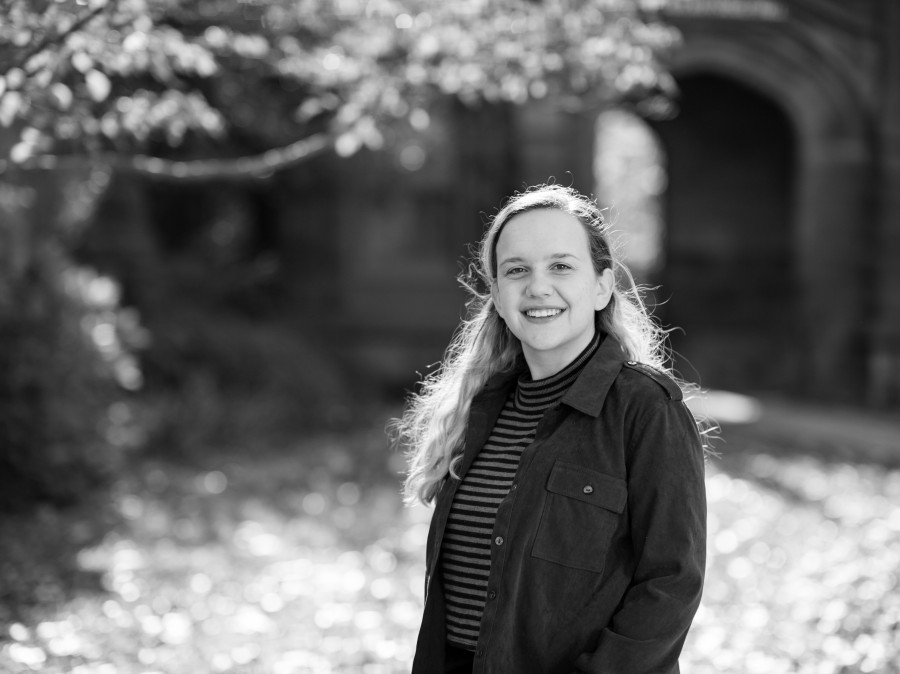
651, 0, 900, 405
74, 0, 895, 405
293, 0, 899, 406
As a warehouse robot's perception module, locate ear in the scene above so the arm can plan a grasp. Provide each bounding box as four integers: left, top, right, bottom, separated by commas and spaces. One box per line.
594, 268, 615, 312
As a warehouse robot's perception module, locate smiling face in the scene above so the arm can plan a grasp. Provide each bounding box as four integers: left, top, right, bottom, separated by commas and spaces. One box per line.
491, 208, 614, 379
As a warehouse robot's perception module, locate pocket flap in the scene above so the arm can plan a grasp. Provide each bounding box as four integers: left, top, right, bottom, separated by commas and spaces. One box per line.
546, 461, 627, 512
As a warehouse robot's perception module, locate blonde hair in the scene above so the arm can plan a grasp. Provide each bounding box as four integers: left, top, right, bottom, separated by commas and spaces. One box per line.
392, 184, 679, 506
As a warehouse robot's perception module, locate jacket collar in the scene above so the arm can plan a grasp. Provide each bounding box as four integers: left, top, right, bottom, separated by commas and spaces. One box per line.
560, 332, 627, 417
458, 332, 624, 479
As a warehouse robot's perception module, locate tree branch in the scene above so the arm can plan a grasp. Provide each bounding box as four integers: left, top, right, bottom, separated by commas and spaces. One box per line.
0, 131, 334, 183
1, 0, 116, 75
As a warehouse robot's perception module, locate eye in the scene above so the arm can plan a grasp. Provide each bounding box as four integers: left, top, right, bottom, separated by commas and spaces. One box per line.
503, 266, 527, 276
550, 262, 573, 271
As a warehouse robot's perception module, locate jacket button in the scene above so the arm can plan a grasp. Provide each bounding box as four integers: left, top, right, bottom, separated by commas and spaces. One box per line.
477, 649, 484, 657
495, 536, 504, 546
510, 483, 518, 490
488, 590, 497, 600
583, 485, 594, 495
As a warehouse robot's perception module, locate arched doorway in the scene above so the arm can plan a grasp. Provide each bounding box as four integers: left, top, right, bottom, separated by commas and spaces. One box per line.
651, 73, 798, 392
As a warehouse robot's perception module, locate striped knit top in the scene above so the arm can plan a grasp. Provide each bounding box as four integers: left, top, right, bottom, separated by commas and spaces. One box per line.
440, 331, 602, 650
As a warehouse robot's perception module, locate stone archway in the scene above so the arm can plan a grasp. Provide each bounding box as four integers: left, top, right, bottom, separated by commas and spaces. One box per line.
654, 31, 872, 398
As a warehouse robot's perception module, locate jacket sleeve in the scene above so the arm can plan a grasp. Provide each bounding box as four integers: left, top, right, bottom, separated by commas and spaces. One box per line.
574, 397, 707, 674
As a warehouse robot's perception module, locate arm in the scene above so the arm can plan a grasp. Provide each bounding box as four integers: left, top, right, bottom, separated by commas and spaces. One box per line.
575, 399, 707, 674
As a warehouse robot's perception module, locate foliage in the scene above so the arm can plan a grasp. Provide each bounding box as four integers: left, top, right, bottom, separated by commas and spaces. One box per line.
0, 0, 680, 177
0, 164, 144, 512
137, 313, 356, 460
0, 239, 144, 512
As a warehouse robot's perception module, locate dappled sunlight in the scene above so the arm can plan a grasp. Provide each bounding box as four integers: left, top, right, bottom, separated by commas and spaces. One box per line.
1, 442, 429, 673
684, 457, 900, 674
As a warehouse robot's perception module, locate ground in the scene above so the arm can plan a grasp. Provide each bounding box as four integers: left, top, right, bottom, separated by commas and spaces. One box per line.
1, 396, 899, 674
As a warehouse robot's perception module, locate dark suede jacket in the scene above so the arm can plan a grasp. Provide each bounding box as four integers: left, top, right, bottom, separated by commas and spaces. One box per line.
411, 334, 707, 674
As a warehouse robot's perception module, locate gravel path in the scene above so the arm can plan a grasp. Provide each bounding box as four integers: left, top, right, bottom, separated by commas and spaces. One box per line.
1, 400, 898, 673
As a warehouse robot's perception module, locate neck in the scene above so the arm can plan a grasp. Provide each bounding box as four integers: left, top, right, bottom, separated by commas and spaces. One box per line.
523, 330, 597, 380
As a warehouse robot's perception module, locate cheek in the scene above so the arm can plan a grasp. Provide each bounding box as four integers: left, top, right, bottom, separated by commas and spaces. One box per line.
492, 285, 508, 320
499, 289, 517, 320
571, 281, 599, 310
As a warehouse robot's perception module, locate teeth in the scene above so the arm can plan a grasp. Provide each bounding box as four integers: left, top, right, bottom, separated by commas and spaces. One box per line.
526, 308, 562, 318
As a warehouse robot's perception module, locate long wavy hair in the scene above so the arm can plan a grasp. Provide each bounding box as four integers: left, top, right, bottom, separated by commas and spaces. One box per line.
391, 184, 680, 506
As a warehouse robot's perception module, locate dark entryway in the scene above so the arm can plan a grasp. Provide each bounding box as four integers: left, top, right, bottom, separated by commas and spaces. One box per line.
652, 72, 797, 393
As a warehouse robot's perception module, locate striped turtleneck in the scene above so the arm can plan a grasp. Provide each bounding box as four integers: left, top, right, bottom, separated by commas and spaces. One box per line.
440, 331, 602, 650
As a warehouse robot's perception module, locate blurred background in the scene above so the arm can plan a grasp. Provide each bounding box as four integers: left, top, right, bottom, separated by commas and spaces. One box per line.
1, 0, 899, 672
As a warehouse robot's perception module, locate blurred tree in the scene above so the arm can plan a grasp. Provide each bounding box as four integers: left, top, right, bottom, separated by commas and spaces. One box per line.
0, 0, 679, 180
0, 165, 145, 511
0, 0, 681, 511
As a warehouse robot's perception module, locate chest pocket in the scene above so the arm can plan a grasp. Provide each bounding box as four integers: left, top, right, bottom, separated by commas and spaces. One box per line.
531, 460, 627, 573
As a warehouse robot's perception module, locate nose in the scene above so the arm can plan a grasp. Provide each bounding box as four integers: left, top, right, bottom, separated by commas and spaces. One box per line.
526, 271, 552, 297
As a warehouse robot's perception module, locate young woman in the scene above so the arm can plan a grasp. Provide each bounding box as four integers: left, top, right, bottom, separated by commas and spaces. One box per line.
392, 185, 707, 674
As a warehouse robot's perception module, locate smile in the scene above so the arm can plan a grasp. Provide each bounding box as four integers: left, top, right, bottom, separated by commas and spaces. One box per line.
524, 308, 565, 318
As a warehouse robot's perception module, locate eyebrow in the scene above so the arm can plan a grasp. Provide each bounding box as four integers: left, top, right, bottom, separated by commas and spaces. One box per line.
498, 253, 580, 266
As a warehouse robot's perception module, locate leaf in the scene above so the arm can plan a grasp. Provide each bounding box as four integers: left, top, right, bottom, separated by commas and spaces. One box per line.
0, 92, 25, 127
51, 83, 74, 111
13, 29, 33, 48
334, 131, 361, 157
85, 70, 112, 103
5, 69, 25, 90
72, 52, 94, 74
10, 141, 33, 164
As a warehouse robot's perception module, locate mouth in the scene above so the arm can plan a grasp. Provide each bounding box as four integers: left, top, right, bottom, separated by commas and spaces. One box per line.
523, 308, 565, 319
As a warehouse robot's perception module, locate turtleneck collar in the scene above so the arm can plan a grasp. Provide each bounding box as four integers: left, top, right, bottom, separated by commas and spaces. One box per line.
514, 330, 602, 412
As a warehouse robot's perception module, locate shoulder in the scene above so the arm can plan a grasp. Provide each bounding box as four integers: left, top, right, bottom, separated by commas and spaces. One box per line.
614, 363, 703, 458
617, 360, 684, 402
